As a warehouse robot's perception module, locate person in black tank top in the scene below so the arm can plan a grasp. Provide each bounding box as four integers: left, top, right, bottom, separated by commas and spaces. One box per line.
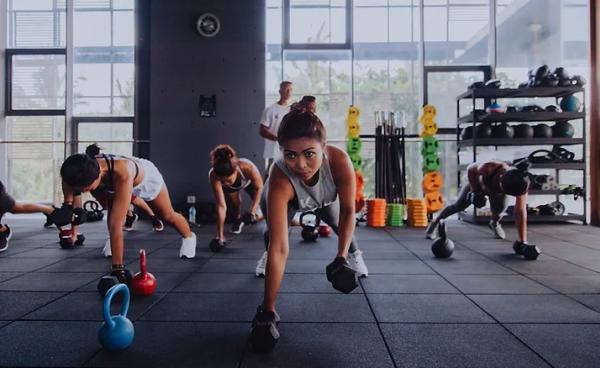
249, 108, 368, 353
426, 160, 531, 247
85, 144, 164, 232
208, 144, 263, 247
59, 145, 197, 281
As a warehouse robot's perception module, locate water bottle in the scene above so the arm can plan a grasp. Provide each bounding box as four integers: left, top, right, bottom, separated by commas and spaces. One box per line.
188, 205, 196, 224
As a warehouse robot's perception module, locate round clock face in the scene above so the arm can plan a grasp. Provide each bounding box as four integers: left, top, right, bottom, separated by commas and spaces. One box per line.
196, 13, 220, 37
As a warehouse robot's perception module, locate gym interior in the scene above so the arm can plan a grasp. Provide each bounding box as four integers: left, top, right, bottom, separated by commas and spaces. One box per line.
1, 0, 600, 367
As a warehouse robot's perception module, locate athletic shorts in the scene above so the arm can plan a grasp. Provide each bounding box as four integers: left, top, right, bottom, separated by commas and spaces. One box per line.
132, 159, 165, 202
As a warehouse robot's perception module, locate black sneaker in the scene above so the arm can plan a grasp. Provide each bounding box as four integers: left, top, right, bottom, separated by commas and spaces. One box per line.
151, 217, 164, 232
0, 225, 12, 252
230, 218, 244, 234
43, 213, 53, 228
123, 213, 138, 231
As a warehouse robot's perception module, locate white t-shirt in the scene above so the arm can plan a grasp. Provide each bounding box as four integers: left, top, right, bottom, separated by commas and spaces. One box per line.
260, 102, 290, 159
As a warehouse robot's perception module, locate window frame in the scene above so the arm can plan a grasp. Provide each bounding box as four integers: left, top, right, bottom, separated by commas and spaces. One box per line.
283, 0, 353, 50
4, 47, 67, 116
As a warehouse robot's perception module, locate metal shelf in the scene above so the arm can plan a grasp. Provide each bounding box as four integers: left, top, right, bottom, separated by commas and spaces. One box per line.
458, 111, 585, 124
457, 86, 584, 100
458, 162, 585, 171
458, 138, 584, 147
458, 211, 586, 224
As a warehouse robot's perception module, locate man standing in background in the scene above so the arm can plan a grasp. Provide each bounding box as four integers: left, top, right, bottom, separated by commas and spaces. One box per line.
259, 81, 292, 175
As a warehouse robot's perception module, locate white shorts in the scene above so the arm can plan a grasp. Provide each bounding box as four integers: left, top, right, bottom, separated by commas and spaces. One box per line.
132, 159, 165, 202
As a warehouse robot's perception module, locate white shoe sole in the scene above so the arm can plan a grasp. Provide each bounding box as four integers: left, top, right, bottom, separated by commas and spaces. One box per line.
230, 222, 244, 234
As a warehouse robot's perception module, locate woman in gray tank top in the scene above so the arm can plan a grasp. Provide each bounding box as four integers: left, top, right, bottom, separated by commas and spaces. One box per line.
250, 108, 369, 351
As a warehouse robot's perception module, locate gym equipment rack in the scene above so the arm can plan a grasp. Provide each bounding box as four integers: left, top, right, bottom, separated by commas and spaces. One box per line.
456, 86, 587, 224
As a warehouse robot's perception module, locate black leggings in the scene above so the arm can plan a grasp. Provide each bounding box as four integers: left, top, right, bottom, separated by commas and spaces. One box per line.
434, 184, 508, 223
261, 198, 359, 252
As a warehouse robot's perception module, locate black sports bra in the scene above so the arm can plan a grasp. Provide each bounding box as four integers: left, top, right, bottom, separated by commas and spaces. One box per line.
482, 165, 503, 193
97, 154, 139, 192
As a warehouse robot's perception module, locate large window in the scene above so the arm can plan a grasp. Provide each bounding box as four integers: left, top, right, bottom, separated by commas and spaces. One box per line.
2, 0, 135, 203
267, 0, 590, 202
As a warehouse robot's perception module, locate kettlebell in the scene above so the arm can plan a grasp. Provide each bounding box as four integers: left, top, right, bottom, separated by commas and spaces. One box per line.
98, 283, 135, 351
431, 220, 454, 258
318, 224, 332, 237
131, 249, 157, 296
300, 211, 320, 242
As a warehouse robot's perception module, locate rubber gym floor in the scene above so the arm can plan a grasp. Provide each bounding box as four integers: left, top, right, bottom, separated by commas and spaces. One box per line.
1, 217, 600, 367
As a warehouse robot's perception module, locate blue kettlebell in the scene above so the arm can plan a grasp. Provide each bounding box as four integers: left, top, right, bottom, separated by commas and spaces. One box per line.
98, 283, 135, 351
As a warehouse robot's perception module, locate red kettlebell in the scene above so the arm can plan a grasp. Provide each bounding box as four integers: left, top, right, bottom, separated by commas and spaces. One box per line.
318, 224, 332, 237
131, 249, 157, 296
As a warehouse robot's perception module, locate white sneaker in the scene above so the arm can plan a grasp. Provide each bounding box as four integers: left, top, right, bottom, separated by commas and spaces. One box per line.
488, 220, 506, 239
255, 251, 268, 277
425, 221, 438, 240
101, 238, 112, 258
179, 233, 197, 258
347, 249, 369, 277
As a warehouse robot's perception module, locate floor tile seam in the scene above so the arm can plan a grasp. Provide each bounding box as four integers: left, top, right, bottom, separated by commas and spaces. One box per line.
131, 259, 212, 322
385, 229, 556, 365
459, 293, 555, 367
358, 279, 399, 368
526, 228, 600, 252
455, 240, 600, 315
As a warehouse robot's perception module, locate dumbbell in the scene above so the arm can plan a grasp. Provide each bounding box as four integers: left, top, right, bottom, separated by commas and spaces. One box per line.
59, 229, 85, 249
326, 257, 358, 294
513, 241, 541, 260
97, 269, 133, 297
250, 306, 280, 353
209, 238, 226, 252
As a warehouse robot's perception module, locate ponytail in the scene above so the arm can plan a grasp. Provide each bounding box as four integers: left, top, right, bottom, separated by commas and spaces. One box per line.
85, 143, 101, 157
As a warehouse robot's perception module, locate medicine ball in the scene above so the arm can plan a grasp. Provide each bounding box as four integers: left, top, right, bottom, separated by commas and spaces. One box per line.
533, 123, 552, 138
491, 123, 514, 139
476, 124, 492, 138
513, 124, 534, 139
461, 126, 473, 140
560, 95, 582, 112
552, 121, 575, 138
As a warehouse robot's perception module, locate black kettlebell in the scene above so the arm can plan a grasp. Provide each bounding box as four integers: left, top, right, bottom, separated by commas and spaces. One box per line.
431, 220, 454, 258
300, 211, 320, 242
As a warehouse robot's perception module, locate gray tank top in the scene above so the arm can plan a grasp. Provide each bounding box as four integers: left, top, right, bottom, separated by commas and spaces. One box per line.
274, 154, 337, 211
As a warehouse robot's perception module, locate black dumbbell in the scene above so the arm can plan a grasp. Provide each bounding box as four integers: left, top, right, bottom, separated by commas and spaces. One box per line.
326, 257, 358, 294
59, 231, 85, 249
512, 240, 526, 255
250, 305, 280, 353
513, 241, 541, 260
97, 269, 133, 297
209, 238, 226, 252
97, 275, 119, 297
523, 244, 541, 260
300, 211, 320, 242
241, 211, 258, 225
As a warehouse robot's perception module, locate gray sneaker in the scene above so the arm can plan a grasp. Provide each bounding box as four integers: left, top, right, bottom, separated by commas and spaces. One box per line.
425, 221, 438, 239
488, 220, 506, 239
